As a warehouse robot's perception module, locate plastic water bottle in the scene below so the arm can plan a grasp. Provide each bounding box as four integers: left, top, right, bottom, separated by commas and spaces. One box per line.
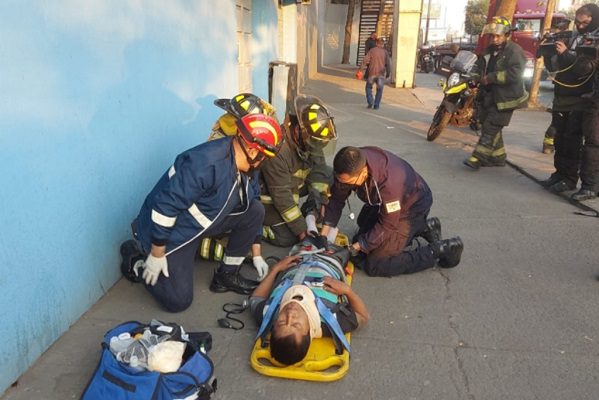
109, 333, 135, 356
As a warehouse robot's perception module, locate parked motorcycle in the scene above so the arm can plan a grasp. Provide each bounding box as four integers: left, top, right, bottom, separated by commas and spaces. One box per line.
418, 46, 435, 73
427, 50, 480, 141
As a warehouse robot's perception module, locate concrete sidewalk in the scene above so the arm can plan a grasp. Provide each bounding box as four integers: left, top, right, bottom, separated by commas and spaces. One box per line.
3, 65, 599, 400
322, 63, 599, 214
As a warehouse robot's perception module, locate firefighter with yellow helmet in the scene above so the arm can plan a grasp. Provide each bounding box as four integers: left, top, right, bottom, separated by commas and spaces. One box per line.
463, 16, 529, 170
260, 94, 339, 247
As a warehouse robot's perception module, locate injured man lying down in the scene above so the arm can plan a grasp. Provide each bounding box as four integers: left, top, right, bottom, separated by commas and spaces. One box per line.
249, 237, 370, 365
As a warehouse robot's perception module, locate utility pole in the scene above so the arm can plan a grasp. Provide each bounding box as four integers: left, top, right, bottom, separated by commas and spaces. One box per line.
528, 0, 557, 108
424, 0, 432, 44
495, 0, 518, 21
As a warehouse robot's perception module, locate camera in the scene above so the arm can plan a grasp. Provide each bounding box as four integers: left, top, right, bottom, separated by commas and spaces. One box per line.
538, 31, 573, 72
576, 32, 599, 59
538, 30, 573, 58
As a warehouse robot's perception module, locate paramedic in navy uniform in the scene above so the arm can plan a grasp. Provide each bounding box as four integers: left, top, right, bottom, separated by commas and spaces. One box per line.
121, 114, 283, 312
320, 146, 464, 277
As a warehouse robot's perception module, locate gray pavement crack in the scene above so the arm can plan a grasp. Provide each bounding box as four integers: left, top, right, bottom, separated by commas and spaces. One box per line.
438, 268, 475, 400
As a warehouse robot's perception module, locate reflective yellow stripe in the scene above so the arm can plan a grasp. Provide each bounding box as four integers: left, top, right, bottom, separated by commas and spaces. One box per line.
496, 71, 506, 85
260, 193, 300, 205
293, 168, 310, 180
497, 92, 529, 111
214, 242, 224, 261
311, 182, 329, 193
282, 205, 302, 223
543, 137, 554, 146
475, 144, 506, 157
260, 195, 273, 204
151, 210, 177, 228
200, 238, 211, 259
263, 226, 275, 240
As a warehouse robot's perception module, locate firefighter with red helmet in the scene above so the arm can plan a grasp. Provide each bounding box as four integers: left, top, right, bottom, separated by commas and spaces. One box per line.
260, 95, 339, 247
120, 113, 283, 312
208, 93, 276, 141
199, 93, 277, 280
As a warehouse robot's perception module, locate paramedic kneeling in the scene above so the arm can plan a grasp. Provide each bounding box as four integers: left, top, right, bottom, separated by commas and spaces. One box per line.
320, 146, 464, 277
249, 253, 369, 366
120, 114, 283, 312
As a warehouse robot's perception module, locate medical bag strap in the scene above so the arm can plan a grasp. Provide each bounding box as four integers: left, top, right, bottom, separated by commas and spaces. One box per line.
256, 279, 293, 344
315, 297, 351, 354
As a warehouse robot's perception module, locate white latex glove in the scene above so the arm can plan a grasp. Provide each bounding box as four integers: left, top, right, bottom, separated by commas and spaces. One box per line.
305, 214, 318, 233
253, 256, 269, 281
326, 227, 339, 244
143, 254, 169, 286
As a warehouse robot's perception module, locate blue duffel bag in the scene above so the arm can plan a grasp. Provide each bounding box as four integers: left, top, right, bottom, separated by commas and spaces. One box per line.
81, 321, 216, 400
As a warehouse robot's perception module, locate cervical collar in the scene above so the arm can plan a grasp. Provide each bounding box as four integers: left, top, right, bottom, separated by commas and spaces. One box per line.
280, 285, 322, 339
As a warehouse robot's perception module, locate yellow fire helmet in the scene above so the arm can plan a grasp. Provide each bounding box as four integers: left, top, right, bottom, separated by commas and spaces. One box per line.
214, 93, 275, 119
482, 16, 512, 36
294, 95, 337, 155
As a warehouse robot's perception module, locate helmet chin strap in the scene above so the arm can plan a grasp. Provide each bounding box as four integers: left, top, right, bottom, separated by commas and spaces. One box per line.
237, 137, 262, 168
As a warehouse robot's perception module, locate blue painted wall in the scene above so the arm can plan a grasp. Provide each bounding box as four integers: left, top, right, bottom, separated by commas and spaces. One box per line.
0, 0, 278, 393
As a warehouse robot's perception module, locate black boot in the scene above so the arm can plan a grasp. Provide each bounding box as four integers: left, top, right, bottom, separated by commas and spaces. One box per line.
540, 175, 562, 187
422, 217, 442, 243
432, 237, 463, 268
209, 267, 259, 295
120, 240, 145, 283
571, 189, 597, 201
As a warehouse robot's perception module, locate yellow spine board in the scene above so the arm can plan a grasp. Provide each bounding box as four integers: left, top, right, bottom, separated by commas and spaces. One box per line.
249, 233, 354, 382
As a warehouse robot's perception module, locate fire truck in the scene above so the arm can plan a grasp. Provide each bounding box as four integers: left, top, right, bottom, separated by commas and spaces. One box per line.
477, 0, 569, 84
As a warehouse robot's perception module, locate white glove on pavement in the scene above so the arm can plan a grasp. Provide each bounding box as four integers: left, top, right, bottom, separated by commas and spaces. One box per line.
253, 256, 269, 281
143, 254, 169, 286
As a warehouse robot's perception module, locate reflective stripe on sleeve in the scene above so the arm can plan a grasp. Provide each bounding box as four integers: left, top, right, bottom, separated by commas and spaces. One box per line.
188, 204, 213, 228
168, 165, 176, 179
223, 255, 245, 266
310, 182, 329, 193
151, 209, 177, 228
282, 205, 302, 223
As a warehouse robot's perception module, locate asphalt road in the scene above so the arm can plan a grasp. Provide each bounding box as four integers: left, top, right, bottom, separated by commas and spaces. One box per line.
3, 68, 598, 400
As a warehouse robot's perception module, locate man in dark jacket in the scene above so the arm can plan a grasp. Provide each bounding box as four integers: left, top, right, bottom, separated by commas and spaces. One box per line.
120, 114, 283, 312
260, 95, 337, 247
540, 4, 599, 197
320, 146, 463, 277
464, 16, 529, 170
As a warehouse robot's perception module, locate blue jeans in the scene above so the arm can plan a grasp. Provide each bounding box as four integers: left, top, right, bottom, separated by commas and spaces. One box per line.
365, 76, 385, 108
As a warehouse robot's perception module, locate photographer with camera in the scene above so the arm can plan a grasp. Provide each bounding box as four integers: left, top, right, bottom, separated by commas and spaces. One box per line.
539, 4, 599, 198
573, 9, 599, 201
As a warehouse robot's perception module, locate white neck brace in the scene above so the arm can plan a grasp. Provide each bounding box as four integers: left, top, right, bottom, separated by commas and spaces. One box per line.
280, 285, 322, 339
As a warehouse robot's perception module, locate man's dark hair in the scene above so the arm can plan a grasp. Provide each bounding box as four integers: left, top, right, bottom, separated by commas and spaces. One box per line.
270, 331, 311, 365
333, 146, 366, 176
576, 4, 599, 32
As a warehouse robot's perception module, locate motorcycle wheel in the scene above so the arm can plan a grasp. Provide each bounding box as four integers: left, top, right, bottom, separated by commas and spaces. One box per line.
427, 105, 452, 142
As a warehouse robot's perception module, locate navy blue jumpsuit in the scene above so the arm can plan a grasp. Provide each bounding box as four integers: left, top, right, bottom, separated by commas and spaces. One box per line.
323, 147, 436, 276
